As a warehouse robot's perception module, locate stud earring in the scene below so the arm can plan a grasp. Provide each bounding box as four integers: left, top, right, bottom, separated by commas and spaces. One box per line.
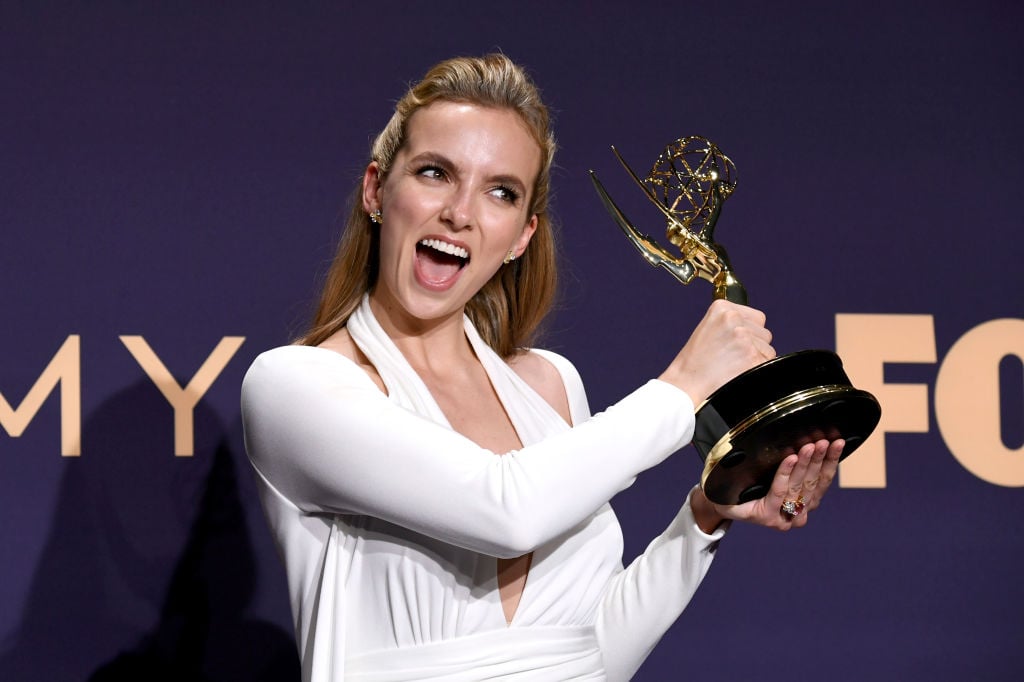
369, 209, 382, 224
503, 249, 517, 264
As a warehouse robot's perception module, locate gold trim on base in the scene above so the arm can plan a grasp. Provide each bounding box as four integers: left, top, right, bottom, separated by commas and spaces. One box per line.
700, 384, 853, 490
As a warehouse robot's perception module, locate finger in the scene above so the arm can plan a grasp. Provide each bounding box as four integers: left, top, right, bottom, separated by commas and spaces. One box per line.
765, 453, 800, 508
815, 439, 845, 494
753, 338, 776, 362
710, 298, 766, 326
772, 440, 844, 527
772, 444, 816, 525
712, 301, 772, 345
799, 439, 829, 494
799, 440, 830, 509
765, 453, 803, 527
787, 444, 815, 499
788, 508, 810, 529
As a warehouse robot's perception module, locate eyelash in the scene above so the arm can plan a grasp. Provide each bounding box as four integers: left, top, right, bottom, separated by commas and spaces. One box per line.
416, 164, 520, 204
417, 164, 447, 181
493, 185, 520, 204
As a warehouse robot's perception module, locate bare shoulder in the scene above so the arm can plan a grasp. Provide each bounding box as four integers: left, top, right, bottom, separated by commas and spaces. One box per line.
318, 327, 387, 394
508, 350, 572, 425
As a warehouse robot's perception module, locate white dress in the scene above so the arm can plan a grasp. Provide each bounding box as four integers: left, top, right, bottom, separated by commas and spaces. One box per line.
241, 297, 727, 682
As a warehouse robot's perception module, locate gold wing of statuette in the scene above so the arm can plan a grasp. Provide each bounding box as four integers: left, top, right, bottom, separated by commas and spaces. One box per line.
590, 147, 725, 287
589, 169, 696, 285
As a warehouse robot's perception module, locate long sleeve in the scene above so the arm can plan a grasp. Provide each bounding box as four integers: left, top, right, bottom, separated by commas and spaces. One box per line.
594, 488, 727, 681
537, 349, 728, 681
241, 345, 696, 559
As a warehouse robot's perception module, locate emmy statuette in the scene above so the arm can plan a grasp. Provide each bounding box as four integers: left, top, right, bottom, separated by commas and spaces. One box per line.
590, 137, 881, 505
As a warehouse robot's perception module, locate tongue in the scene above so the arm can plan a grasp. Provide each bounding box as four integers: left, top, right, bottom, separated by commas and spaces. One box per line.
417, 247, 463, 283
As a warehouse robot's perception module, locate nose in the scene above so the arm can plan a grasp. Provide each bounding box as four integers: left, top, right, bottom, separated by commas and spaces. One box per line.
440, 187, 474, 231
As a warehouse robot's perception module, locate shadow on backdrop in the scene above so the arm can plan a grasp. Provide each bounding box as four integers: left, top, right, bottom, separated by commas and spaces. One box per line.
0, 380, 299, 681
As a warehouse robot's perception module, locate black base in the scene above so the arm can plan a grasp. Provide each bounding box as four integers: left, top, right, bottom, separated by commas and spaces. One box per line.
692, 350, 881, 505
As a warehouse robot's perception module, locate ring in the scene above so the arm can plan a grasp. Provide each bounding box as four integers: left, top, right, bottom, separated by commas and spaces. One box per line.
780, 496, 806, 517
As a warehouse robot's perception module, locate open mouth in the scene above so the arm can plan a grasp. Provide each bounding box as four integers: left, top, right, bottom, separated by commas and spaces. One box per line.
416, 238, 469, 285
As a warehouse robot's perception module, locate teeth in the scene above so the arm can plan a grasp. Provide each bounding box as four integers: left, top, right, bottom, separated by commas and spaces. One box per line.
419, 238, 469, 260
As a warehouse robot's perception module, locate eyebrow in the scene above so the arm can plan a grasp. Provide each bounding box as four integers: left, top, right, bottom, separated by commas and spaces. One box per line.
407, 151, 530, 194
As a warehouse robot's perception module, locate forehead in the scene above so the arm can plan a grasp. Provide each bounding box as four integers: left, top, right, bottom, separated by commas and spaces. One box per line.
401, 102, 542, 178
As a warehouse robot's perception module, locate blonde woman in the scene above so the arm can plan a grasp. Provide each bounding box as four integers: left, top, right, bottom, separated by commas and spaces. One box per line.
242, 54, 842, 682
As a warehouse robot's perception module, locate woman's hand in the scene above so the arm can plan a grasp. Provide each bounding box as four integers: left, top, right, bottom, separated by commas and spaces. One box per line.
690, 439, 845, 533
659, 299, 775, 407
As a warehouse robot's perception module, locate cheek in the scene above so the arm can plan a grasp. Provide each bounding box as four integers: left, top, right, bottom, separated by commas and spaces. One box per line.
481, 205, 531, 238
385, 181, 441, 219
377, 195, 420, 254
375, 225, 407, 273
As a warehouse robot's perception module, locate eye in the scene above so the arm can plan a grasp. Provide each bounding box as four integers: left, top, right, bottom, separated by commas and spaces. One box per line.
490, 185, 521, 204
416, 164, 447, 181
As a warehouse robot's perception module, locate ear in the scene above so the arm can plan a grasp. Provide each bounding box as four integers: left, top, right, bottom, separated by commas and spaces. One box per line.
512, 214, 539, 259
362, 161, 384, 214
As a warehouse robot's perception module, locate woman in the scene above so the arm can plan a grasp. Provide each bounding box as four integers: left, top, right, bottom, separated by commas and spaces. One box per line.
241, 54, 842, 681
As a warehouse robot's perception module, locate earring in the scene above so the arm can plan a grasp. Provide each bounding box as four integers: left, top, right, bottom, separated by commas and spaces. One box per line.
369, 209, 382, 224
503, 249, 516, 264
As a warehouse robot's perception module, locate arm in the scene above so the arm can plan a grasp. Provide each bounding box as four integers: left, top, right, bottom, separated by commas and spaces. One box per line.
594, 488, 727, 682
521, 349, 728, 680
593, 441, 845, 681
241, 345, 695, 559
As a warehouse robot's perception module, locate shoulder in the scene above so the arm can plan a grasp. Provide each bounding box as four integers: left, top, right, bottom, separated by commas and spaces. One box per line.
508, 348, 590, 425
245, 328, 386, 396
317, 326, 386, 393
241, 344, 379, 405
245, 343, 359, 375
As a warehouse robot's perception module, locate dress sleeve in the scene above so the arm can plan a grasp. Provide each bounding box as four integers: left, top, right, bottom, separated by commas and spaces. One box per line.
594, 488, 728, 682
531, 347, 728, 680
240, 345, 695, 559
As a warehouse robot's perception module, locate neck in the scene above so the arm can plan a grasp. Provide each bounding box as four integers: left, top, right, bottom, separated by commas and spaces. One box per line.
367, 293, 476, 375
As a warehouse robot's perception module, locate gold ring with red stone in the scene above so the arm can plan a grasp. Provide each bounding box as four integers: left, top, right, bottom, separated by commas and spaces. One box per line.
780, 496, 806, 517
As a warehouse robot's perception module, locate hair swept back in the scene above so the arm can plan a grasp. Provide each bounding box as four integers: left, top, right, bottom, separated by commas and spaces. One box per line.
297, 53, 558, 358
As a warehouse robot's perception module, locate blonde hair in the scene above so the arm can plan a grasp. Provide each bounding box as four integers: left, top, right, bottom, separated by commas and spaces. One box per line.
298, 54, 558, 358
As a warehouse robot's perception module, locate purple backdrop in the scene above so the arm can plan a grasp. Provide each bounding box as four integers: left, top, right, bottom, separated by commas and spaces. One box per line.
2, 2, 1021, 680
